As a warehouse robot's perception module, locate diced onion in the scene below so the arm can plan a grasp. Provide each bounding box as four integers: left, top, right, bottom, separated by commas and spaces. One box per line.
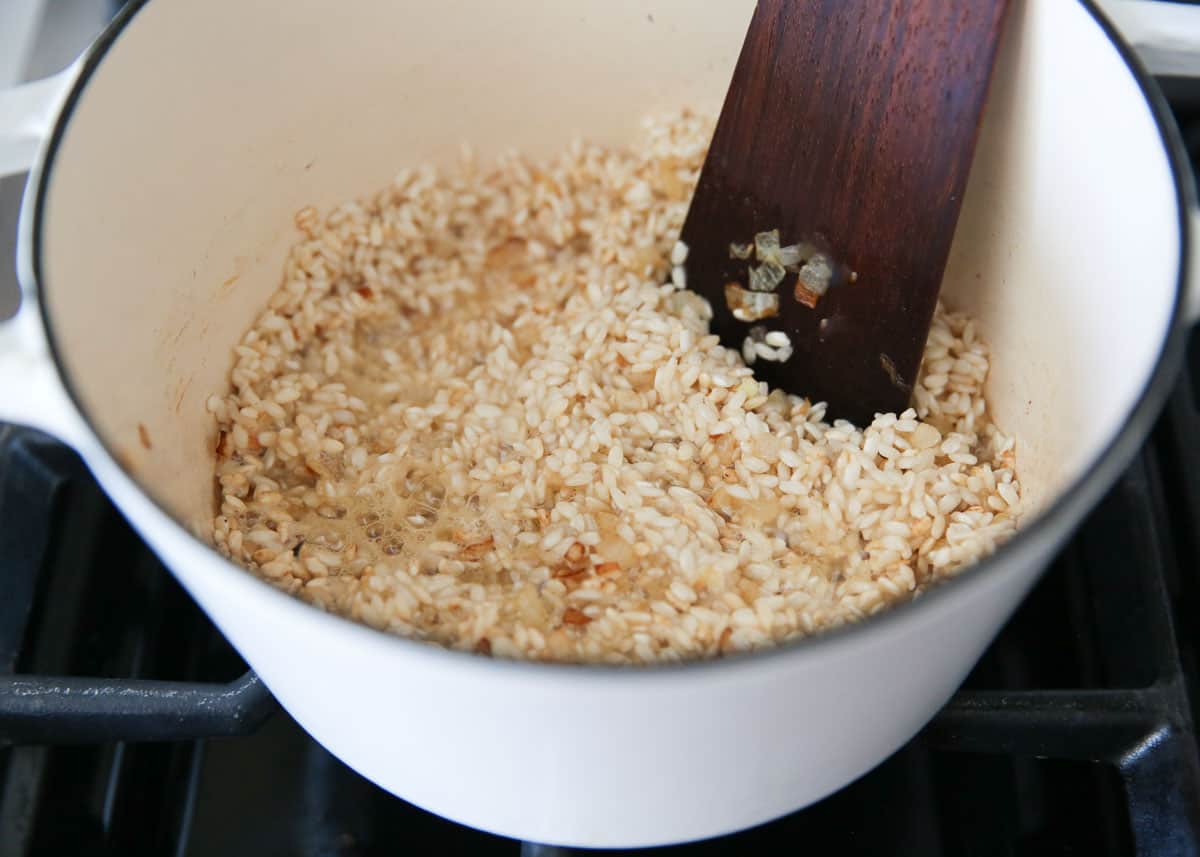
797, 253, 834, 296
754, 230, 781, 261
761, 258, 786, 288
778, 242, 816, 270
748, 259, 786, 292
725, 283, 780, 321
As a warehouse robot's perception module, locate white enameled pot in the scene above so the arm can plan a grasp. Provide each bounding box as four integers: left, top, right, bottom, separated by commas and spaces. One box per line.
1, 0, 1198, 848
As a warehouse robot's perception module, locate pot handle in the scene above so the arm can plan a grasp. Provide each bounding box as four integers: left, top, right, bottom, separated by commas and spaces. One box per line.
0, 67, 74, 179
0, 670, 277, 745
0, 64, 277, 744
0, 301, 89, 448
0, 64, 88, 447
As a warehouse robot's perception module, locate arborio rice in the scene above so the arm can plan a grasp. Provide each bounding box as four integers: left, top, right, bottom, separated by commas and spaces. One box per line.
210, 111, 1020, 664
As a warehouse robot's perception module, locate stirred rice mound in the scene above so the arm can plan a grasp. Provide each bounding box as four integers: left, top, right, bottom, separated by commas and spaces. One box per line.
210, 112, 1020, 664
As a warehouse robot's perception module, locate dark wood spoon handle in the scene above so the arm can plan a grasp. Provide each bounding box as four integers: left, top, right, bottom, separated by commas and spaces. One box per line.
680, 0, 1010, 425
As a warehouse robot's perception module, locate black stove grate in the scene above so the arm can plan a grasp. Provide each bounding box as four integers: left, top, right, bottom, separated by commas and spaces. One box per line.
0, 428, 274, 857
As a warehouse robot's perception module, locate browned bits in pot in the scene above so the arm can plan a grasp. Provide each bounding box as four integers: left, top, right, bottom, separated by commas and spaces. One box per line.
474, 637, 492, 655
562, 608, 592, 626
137, 423, 153, 450
553, 567, 588, 583
460, 537, 495, 560
564, 542, 587, 565
718, 626, 733, 653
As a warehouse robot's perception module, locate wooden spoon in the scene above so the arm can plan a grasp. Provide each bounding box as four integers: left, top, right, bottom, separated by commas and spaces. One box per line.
678, 0, 1010, 425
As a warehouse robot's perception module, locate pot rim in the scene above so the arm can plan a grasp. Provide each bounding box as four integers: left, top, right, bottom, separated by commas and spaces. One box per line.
25, 0, 1197, 677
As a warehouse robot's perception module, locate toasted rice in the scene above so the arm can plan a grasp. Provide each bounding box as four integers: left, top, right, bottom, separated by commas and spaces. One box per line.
209, 112, 1020, 664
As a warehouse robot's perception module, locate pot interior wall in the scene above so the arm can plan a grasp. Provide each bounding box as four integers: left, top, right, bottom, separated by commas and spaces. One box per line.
941, 0, 1179, 517
39, 0, 1178, 542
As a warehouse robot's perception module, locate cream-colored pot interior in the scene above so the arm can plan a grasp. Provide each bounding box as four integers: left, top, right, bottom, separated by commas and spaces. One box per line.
39, 0, 1179, 539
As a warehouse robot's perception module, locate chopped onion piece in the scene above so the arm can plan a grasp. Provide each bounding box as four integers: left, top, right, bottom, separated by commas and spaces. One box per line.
748, 259, 786, 292
778, 242, 816, 270
725, 283, 780, 321
671, 240, 689, 266
754, 229, 781, 261
798, 254, 833, 296
762, 258, 786, 289
729, 242, 754, 260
